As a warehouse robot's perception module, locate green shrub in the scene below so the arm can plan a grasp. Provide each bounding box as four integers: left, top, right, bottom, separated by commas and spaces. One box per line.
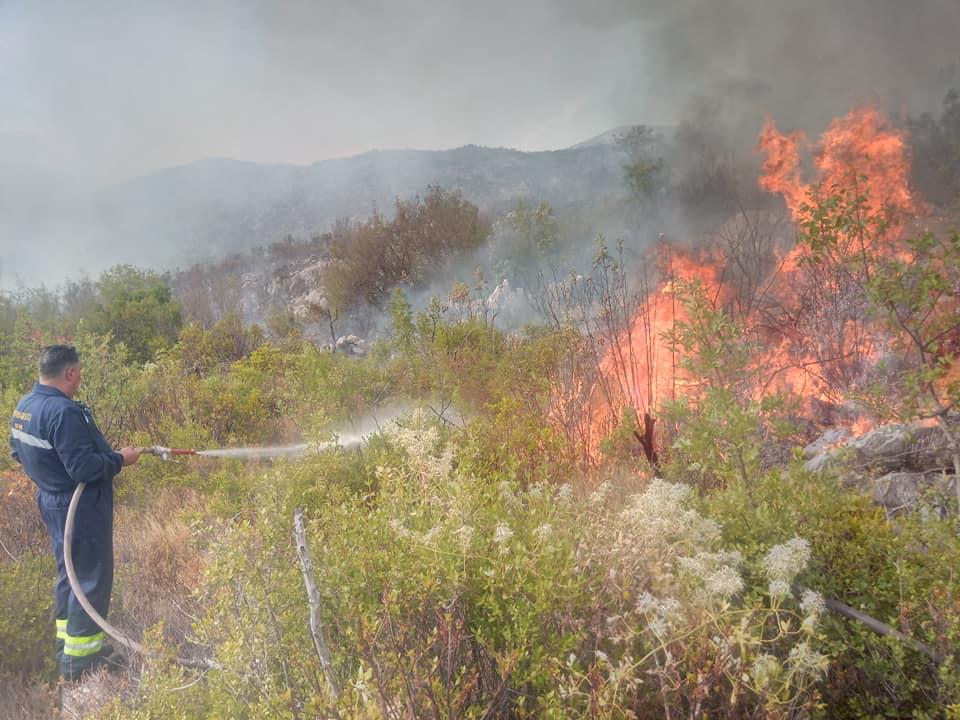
0, 554, 56, 678
703, 464, 960, 717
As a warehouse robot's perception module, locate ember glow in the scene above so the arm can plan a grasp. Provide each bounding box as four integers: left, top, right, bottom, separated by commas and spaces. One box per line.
574, 107, 923, 462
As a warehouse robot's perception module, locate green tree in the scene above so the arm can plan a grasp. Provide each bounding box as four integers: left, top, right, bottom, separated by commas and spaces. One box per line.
908, 88, 960, 208
661, 278, 789, 490
795, 180, 960, 513
90, 265, 183, 363
322, 186, 490, 311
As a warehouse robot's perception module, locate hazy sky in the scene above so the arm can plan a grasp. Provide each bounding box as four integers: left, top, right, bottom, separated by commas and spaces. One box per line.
3, 0, 958, 185
1, 0, 958, 288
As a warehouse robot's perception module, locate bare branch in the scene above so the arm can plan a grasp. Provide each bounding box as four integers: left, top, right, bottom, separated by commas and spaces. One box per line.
293, 507, 341, 700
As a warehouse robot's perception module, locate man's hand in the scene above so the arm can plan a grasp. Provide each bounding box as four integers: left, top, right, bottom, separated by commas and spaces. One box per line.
119, 447, 142, 467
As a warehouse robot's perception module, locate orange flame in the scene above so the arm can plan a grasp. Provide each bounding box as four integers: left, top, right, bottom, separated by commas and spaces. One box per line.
578, 244, 724, 457
757, 121, 807, 216
758, 106, 918, 223
566, 107, 923, 463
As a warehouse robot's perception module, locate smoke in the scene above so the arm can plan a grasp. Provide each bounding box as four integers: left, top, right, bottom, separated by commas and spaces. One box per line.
2, 0, 957, 289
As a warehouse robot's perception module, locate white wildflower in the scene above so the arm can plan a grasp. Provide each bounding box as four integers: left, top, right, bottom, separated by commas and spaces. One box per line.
787, 641, 829, 677
617, 480, 721, 556
647, 617, 670, 640
800, 589, 825, 618
557, 483, 573, 505
534, 523, 554, 542
678, 551, 743, 605
637, 593, 681, 640
454, 525, 475, 549
678, 555, 705, 576
647, 616, 669, 639
751, 654, 781, 688
389, 420, 453, 481
498, 480, 521, 508
763, 537, 811, 583
589, 480, 611, 508
768, 579, 791, 599
421, 526, 441, 544
493, 522, 514, 546
657, 596, 681, 619
704, 565, 744, 602
636, 591, 658, 615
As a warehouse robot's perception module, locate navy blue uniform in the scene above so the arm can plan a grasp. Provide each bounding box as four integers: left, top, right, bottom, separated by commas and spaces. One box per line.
10, 383, 123, 672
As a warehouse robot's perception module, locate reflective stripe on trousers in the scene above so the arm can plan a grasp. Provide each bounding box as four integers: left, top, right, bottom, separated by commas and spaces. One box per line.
64, 631, 105, 658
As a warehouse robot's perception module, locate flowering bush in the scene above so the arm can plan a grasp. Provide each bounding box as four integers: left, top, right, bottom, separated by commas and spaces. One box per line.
108, 419, 830, 718
565, 480, 828, 718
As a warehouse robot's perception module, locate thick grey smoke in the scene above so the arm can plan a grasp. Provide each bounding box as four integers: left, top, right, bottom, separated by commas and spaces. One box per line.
2, 0, 957, 288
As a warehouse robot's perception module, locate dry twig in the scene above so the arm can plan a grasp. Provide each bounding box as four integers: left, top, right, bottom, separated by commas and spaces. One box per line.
293, 507, 341, 700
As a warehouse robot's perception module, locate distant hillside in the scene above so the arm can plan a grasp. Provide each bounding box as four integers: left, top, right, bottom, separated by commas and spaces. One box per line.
100, 138, 644, 272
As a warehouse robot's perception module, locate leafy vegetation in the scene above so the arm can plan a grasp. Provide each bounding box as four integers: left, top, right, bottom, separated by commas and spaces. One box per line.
321, 186, 491, 313
908, 89, 960, 209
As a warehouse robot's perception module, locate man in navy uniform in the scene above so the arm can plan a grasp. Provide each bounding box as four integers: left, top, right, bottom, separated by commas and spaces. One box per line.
9, 345, 141, 680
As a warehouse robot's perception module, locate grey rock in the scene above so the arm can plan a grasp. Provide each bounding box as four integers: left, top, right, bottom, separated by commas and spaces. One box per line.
335, 334, 367, 357
804, 420, 960, 476
872, 471, 925, 511
804, 450, 843, 475
802, 427, 851, 459
846, 423, 912, 471
911, 423, 960, 472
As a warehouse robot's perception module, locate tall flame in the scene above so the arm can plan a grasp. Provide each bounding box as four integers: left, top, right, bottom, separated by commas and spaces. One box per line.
581, 243, 724, 457
757, 122, 807, 215
758, 106, 918, 222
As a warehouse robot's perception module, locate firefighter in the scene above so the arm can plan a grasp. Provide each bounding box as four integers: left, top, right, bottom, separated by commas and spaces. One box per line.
9, 345, 141, 680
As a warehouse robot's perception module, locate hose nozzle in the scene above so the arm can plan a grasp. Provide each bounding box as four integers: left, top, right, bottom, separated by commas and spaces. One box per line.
143, 446, 197, 462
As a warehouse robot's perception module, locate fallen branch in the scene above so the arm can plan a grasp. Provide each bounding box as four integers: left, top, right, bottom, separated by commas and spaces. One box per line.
800, 586, 945, 663
293, 507, 341, 700
0, 534, 17, 562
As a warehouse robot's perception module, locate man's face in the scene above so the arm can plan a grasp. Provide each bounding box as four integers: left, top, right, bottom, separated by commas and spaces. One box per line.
63, 363, 82, 397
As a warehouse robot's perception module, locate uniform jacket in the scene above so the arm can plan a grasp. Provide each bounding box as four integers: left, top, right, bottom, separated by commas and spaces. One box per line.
9, 383, 123, 494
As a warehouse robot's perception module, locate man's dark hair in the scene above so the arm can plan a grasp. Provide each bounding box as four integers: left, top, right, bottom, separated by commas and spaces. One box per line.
39, 345, 80, 379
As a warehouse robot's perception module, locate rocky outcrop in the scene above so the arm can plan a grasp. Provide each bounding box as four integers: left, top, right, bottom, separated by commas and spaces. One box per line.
804, 417, 959, 515
335, 335, 367, 357
804, 419, 960, 475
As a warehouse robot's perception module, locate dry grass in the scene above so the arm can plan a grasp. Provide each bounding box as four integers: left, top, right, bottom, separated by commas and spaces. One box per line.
59, 666, 135, 720
0, 672, 58, 720
113, 486, 207, 649
0, 471, 48, 559
0, 477, 209, 716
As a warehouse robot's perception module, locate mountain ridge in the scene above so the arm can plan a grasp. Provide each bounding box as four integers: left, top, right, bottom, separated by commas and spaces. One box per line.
98, 131, 650, 273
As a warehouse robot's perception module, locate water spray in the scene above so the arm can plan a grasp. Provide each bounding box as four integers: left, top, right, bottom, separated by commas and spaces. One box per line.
141, 434, 369, 462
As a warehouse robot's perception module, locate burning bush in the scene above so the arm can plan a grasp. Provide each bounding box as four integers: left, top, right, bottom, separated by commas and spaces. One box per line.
561, 105, 959, 476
